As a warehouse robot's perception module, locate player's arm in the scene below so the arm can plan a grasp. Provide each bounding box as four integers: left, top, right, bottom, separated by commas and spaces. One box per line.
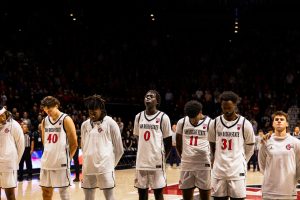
13, 121, 25, 163
176, 134, 182, 156
175, 119, 184, 156
162, 115, 172, 157
41, 119, 45, 144
133, 114, 140, 145
208, 119, 217, 165
30, 135, 35, 154
244, 120, 255, 162
111, 120, 124, 166
258, 141, 267, 174
64, 116, 78, 159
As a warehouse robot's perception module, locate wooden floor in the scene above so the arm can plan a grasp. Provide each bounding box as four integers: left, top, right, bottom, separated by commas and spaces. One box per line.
0, 166, 266, 200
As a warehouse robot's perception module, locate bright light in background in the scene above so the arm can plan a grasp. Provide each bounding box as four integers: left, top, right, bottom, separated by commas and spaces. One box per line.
73, 18, 77, 21
150, 13, 156, 21
70, 13, 74, 17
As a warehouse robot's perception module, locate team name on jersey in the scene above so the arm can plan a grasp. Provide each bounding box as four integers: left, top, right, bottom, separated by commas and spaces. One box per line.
45, 127, 61, 132
139, 124, 159, 130
217, 131, 240, 137
184, 129, 206, 136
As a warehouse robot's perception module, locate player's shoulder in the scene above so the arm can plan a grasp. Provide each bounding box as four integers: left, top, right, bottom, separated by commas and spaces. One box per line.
11, 119, 22, 127
105, 116, 118, 125
81, 119, 91, 127
241, 116, 253, 126
135, 111, 143, 118
159, 110, 170, 119
289, 134, 300, 144
177, 117, 185, 125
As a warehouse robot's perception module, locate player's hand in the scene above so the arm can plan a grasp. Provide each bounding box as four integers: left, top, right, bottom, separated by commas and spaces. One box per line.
261, 132, 272, 144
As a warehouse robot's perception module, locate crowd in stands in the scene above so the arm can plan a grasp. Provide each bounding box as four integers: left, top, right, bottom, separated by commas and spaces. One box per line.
1, 4, 300, 156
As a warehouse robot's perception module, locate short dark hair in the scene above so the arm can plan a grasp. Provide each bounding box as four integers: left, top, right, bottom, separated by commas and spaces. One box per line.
271, 111, 288, 122
146, 90, 161, 107
41, 96, 60, 108
219, 91, 240, 104
84, 94, 106, 111
184, 100, 203, 118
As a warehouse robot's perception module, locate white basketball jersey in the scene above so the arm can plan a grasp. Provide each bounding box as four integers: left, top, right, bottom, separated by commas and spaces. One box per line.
176, 116, 211, 171
41, 113, 70, 170
134, 111, 172, 170
208, 115, 255, 180
0, 119, 24, 172
81, 116, 124, 175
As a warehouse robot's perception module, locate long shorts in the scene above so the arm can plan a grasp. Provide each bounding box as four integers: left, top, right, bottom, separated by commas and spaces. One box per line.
39, 169, 72, 188
179, 170, 211, 190
211, 178, 246, 198
0, 171, 17, 188
134, 170, 167, 189
81, 172, 115, 189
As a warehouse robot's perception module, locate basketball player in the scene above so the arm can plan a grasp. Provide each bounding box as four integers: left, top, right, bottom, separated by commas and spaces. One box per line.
81, 95, 124, 200
259, 111, 300, 199
39, 96, 78, 200
176, 100, 212, 200
134, 90, 172, 200
208, 91, 255, 200
0, 106, 24, 200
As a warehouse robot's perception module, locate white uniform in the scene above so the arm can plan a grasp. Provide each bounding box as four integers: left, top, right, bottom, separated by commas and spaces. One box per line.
208, 115, 255, 198
41, 113, 70, 170
0, 119, 24, 188
259, 134, 300, 200
81, 116, 124, 189
40, 113, 72, 187
134, 111, 171, 170
134, 111, 171, 189
176, 116, 211, 171
176, 116, 212, 190
208, 115, 255, 180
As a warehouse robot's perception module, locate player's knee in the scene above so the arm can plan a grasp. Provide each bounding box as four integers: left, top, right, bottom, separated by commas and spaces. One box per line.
4, 188, 16, 200
42, 187, 53, 199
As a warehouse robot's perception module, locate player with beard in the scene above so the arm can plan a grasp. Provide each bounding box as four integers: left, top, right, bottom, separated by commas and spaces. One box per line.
208, 91, 255, 200
134, 90, 172, 200
0, 106, 24, 200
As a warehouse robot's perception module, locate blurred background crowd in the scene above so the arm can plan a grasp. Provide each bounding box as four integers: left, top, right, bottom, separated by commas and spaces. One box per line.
1, 0, 300, 172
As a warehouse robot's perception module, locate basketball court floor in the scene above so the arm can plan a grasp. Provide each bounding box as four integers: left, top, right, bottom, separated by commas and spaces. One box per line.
0, 166, 281, 200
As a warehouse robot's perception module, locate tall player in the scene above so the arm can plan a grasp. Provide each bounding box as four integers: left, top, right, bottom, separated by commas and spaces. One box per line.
208, 91, 255, 200
40, 96, 78, 200
176, 100, 212, 200
0, 106, 24, 200
81, 95, 124, 200
134, 90, 172, 200
259, 111, 300, 199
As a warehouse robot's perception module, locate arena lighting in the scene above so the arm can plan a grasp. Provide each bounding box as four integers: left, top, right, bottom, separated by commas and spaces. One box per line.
73, 17, 77, 21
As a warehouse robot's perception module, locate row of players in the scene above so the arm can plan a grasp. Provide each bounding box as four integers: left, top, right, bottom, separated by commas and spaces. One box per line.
1, 90, 300, 200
